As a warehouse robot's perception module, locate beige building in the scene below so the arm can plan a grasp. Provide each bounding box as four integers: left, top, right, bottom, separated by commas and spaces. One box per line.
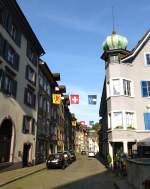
100, 29, 150, 164
75, 125, 88, 153
0, 0, 44, 166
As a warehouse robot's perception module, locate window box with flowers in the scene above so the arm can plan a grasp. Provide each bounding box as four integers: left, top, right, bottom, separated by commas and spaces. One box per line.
127, 125, 135, 130
115, 125, 123, 129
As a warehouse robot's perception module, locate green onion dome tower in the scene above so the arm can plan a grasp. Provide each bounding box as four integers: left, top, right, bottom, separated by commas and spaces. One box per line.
102, 31, 128, 51
101, 31, 129, 62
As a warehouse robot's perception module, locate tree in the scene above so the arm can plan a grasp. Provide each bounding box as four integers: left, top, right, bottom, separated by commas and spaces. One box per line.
92, 122, 101, 131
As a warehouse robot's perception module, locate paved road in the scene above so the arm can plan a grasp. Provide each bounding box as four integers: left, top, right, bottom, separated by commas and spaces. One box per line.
1, 156, 116, 189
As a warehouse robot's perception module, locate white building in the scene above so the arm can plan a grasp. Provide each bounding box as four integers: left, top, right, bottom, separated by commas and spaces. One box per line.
99, 29, 150, 165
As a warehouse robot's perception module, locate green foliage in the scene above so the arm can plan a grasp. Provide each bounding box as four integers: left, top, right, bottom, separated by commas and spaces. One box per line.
92, 122, 101, 131
107, 154, 112, 165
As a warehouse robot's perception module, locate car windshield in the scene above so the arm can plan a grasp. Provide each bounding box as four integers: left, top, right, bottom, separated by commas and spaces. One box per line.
49, 154, 62, 159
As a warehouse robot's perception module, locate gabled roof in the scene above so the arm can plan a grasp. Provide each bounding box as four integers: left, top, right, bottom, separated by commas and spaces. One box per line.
122, 29, 150, 62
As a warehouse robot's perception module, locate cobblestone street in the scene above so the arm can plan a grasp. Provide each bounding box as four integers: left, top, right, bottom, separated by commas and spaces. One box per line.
1, 156, 117, 189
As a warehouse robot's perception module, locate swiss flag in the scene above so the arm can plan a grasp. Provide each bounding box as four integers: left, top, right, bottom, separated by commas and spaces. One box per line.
70, 94, 79, 104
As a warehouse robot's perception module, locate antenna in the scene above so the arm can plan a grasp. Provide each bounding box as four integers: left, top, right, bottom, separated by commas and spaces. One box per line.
112, 6, 116, 34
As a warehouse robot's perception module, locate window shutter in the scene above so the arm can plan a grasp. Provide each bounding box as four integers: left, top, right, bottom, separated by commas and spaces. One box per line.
32, 94, 36, 108
24, 88, 27, 104
16, 30, 21, 47
32, 118, 35, 135
0, 69, 5, 91
14, 53, 19, 71
1, 10, 9, 28
26, 41, 30, 58
7, 14, 12, 33
0, 34, 5, 56
141, 81, 148, 97
12, 80, 17, 98
3, 41, 9, 61
144, 113, 150, 130
25, 65, 29, 79
22, 116, 26, 133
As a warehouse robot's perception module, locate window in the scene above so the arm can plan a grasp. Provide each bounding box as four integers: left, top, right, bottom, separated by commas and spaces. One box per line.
145, 53, 150, 66
144, 113, 150, 130
7, 48, 14, 64
113, 112, 123, 128
112, 79, 120, 95
123, 79, 131, 96
26, 65, 36, 85
24, 88, 36, 108
0, 70, 17, 97
1, 10, 21, 46
39, 74, 43, 87
43, 99, 47, 112
10, 24, 17, 41
106, 81, 110, 98
47, 100, 50, 113
47, 84, 51, 95
26, 42, 38, 66
22, 116, 35, 134
141, 81, 150, 97
4, 42, 19, 71
110, 56, 119, 63
43, 80, 47, 92
125, 112, 134, 128
108, 113, 112, 129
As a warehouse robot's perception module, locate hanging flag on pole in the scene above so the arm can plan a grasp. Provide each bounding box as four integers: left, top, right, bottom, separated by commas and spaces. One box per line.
70, 94, 79, 104
72, 120, 77, 127
88, 95, 97, 105
52, 94, 61, 104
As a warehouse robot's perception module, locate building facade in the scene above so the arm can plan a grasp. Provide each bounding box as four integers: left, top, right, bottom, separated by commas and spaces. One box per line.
0, 0, 44, 166
87, 129, 99, 154
75, 125, 88, 153
99, 30, 150, 165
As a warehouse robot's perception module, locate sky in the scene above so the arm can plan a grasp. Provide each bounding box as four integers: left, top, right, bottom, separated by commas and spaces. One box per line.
17, 0, 150, 125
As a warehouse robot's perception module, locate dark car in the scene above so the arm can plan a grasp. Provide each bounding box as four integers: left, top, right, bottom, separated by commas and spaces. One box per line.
63, 151, 72, 163
81, 150, 86, 155
46, 153, 68, 169
69, 150, 76, 162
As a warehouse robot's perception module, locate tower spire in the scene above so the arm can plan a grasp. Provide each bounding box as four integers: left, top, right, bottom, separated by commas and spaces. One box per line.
112, 6, 116, 34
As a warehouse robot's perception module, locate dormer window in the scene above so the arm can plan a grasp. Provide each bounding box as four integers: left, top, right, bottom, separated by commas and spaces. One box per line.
145, 53, 150, 66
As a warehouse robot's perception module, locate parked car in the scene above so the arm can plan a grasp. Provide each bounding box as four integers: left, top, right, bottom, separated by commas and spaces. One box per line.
46, 153, 68, 169
81, 150, 86, 155
63, 151, 72, 163
88, 151, 95, 157
69, 150, 76, 162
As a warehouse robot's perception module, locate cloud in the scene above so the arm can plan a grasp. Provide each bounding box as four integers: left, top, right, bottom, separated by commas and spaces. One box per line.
67, 85, 101, 125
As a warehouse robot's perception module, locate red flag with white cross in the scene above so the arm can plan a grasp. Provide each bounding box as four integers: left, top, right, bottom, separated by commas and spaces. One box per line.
70, 94, 79, 104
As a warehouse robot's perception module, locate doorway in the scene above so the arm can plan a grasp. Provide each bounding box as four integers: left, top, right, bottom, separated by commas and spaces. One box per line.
23, 143, 31, 167
0, 119, 12, 163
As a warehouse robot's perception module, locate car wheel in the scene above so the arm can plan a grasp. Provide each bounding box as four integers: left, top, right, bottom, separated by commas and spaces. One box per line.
61, 164, 65, 170
47, 165, 51, 169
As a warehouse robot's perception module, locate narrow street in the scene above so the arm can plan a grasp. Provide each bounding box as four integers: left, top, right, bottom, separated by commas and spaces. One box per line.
1, 156, 116, 189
